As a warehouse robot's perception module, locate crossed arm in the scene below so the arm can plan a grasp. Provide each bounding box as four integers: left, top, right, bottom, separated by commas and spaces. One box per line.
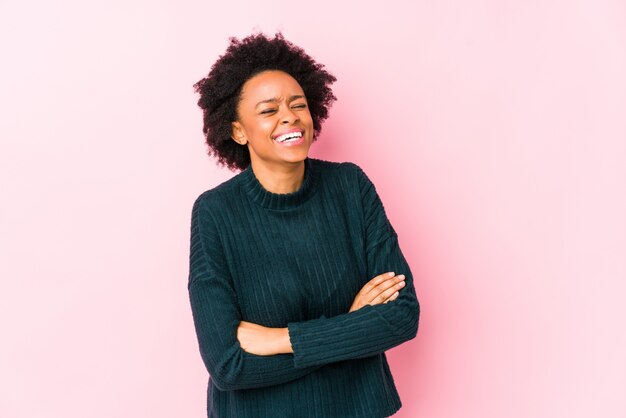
236, 271, 407, 356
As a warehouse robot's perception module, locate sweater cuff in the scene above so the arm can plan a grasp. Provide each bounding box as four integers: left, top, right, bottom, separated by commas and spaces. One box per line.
286, 308, 402, 369
287, 317, 321, 369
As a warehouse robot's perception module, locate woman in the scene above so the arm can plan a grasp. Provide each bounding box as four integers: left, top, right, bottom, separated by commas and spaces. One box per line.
189, 32, 420, 418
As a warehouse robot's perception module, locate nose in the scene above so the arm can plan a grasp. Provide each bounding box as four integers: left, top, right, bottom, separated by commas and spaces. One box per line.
280, 106, 299, 124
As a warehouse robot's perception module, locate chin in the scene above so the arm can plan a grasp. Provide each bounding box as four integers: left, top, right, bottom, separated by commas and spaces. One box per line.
280, 153, 309, 164
280, 147, 310, 162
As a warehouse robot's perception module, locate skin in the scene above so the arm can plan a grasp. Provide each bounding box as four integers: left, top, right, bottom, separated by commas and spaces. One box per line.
231, 70, 314, 194
232, 70, 406, 356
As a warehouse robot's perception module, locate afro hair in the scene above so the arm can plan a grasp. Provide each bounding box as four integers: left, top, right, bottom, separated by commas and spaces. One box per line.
193, 32, 337, 171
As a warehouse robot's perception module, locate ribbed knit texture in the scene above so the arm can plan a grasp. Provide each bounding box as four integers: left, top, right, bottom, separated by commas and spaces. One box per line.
188, 157, 420, 418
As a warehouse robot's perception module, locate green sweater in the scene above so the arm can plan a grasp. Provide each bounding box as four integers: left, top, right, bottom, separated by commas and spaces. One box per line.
188, 157, 420, 418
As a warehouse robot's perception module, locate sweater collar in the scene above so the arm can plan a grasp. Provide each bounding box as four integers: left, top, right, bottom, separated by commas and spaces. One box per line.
241, 157, 319, 210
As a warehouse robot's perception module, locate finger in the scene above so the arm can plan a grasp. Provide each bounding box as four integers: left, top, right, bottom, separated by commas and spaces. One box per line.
362, 271, 396, 293
366, 274, 405, 301
383, 291, 400, 304
362, 272, 397, 296
365, 277, 399, 300
375, 283, 402, 304
371, 277, 405, 304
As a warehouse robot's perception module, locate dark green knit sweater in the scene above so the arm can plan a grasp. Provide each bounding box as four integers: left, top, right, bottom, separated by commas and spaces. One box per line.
188, 157, 420, 418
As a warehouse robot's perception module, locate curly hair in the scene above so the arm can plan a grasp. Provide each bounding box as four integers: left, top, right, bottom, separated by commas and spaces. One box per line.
193, 32, 337, 171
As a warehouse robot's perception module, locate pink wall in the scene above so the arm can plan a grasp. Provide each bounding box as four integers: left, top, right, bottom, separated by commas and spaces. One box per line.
1, 1, 625, 417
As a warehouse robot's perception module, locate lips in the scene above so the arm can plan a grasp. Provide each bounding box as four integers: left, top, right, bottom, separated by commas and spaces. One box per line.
273, 129, 304, 143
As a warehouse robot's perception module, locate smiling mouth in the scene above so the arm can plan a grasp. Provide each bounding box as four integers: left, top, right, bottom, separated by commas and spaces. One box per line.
274, 131, 303, 143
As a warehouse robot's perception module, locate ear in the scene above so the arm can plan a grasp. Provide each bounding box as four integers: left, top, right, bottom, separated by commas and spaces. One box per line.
231, 121, 247, 145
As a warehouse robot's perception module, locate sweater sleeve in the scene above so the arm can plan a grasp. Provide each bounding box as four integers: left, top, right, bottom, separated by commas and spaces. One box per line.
188, 196, 322, 391
286, 164, 420, 369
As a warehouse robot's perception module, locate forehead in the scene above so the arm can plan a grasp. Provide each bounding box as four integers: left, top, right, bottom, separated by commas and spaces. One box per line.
240, 70, 304, 101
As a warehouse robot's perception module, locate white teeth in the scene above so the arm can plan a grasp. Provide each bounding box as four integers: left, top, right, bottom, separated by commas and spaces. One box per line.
275, 131, 303, 142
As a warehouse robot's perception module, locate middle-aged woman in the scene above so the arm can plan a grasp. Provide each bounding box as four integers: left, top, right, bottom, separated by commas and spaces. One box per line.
188, 32, 420, 418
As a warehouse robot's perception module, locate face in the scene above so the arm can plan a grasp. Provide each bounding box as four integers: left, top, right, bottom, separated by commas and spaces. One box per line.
231, 70, 314, 169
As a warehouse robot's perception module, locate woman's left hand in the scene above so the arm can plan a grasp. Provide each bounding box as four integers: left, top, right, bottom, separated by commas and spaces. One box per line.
237, 320, 293, 355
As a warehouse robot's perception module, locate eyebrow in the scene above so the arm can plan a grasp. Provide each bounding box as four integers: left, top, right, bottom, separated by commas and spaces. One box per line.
255, 95, 306, 109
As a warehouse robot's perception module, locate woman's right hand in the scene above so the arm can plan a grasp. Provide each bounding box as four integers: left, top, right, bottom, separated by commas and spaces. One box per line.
348, 272, 406, 313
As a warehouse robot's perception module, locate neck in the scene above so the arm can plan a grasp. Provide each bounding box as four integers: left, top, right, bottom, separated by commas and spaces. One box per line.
249, 158, 306, 194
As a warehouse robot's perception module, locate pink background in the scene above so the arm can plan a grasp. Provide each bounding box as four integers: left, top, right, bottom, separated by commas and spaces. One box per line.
1, 1, 625, 417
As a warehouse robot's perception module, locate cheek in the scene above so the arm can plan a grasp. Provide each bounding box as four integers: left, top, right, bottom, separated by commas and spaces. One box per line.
247, 118, 276, 139
305, 112, 314, 128
301, 109, 313, 124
